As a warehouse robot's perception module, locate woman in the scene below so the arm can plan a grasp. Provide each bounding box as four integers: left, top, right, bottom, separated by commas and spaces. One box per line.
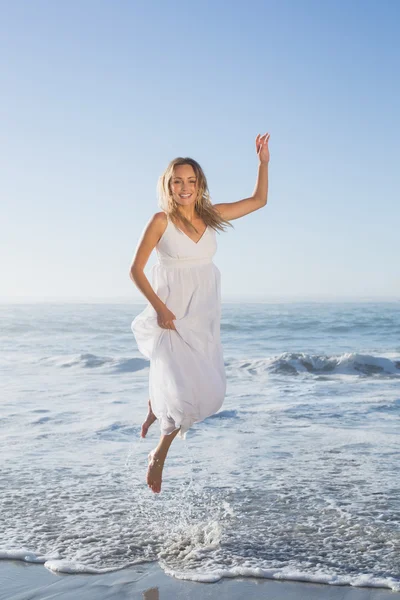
130, 132, 270, 493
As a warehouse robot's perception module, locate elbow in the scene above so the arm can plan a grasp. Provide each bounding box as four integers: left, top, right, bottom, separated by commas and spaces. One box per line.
129, 265, 142, 282
253, 194, 268, 207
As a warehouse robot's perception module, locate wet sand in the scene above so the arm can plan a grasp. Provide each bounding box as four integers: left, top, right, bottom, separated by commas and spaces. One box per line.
0, 560, 397, 600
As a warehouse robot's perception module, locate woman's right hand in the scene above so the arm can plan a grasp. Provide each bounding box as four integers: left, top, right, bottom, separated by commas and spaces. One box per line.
156, 305, 177, 330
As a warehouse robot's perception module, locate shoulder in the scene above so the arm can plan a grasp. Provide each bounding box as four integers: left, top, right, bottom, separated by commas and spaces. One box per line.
151, 211, 168, 241
145, 211, 167, 228
153, 211, 168, 224
153, 211, 168, 229
140, 212, 168, 241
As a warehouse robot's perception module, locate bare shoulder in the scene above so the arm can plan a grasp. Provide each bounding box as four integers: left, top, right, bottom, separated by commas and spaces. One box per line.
141, 211, 167, 237
134, 212, 168, 248
153, 211, 168, 239
130, 212, 167, 272
154, 211, 168, 225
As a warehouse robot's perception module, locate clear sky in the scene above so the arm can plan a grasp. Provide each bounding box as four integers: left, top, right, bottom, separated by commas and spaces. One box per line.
1, 0, 399, 302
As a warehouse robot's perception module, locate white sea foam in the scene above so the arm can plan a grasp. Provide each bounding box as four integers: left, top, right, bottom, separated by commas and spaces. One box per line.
163, 565, 400, 591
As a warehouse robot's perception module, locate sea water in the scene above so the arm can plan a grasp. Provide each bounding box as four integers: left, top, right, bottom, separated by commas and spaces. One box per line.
0, 301, 399, 590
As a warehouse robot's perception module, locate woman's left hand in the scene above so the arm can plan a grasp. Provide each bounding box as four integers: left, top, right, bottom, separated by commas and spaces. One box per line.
256, 132, 270, 164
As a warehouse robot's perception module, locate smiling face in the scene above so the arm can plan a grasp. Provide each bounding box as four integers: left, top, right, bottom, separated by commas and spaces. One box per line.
170, 164, 198, 207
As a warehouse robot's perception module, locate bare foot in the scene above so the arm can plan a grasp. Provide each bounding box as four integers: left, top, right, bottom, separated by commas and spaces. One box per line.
147, 449, 165, 494
141, 399, 157, 438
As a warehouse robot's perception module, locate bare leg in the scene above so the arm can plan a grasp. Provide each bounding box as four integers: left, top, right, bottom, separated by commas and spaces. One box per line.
147, 428, 180, 493
141, 399, 157, 438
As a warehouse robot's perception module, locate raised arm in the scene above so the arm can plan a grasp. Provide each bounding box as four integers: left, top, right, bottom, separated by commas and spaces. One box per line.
214, 132, 270, 221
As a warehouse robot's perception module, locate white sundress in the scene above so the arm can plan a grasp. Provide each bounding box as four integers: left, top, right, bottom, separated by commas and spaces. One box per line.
131, 215, 226, 439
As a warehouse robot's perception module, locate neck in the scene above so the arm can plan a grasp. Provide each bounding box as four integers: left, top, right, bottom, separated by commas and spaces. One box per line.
178, 206, 197, 221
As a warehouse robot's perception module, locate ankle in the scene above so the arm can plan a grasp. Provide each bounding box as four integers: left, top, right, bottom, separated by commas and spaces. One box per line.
153, 449, 167, 463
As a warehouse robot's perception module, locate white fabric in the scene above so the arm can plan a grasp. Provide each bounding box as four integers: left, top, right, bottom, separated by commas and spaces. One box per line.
131, 216, 226, 438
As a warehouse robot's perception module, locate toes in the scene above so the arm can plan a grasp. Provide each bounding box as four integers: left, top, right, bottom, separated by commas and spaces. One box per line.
151, 480, 161, 493
146, 476, 160, 493
147, 473, 155, 489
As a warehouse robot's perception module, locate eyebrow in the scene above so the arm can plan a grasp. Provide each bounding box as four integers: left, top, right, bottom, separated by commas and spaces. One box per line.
173, 176, 196, 179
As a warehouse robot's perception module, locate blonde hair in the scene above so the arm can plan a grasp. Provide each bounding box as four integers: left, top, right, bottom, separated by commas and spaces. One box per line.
156, 157, 234, 235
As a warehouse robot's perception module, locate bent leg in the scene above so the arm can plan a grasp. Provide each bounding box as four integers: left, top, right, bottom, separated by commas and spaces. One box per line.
141, 399, 157, 438
147, 428, 180, 493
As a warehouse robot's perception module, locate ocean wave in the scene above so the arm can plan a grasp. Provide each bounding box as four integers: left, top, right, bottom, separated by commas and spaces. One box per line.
38, 353, 149, 373
235, 352, 400, 377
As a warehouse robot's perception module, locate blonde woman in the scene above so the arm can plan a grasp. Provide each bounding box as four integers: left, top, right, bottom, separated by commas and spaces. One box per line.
130, 133, 270, 493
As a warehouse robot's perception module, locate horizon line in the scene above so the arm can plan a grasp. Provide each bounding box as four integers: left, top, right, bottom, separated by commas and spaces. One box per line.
1, 295, 399, 304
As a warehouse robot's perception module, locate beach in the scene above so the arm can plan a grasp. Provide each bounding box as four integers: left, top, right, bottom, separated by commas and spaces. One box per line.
1, 560, 398, 600
1, 301, 399, 594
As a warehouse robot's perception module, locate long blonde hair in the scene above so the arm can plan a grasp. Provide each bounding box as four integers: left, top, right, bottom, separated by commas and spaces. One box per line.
156, 157, 234, 235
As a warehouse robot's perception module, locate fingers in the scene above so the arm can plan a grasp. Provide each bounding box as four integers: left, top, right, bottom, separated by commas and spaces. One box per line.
159, 321, 176, 330
256, 132, 270, 154
256, 132, 270, 143
157, 310, 177, 330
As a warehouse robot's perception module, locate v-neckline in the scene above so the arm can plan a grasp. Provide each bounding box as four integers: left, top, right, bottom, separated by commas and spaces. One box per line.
171, 220, 208, 245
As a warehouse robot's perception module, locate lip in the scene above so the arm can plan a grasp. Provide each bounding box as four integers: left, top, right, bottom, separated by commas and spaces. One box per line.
179, 194, 192, 198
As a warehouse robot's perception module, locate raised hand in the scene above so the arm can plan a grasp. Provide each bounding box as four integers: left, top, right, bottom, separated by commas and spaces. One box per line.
256, 132, 270, 164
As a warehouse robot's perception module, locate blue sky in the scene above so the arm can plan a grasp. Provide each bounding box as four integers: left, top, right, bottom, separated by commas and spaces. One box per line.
1, 0, 399, 302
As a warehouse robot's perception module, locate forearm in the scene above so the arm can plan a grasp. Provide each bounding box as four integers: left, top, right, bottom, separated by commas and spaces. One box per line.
252, 162, 269, 204
130, 268, 165, 313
